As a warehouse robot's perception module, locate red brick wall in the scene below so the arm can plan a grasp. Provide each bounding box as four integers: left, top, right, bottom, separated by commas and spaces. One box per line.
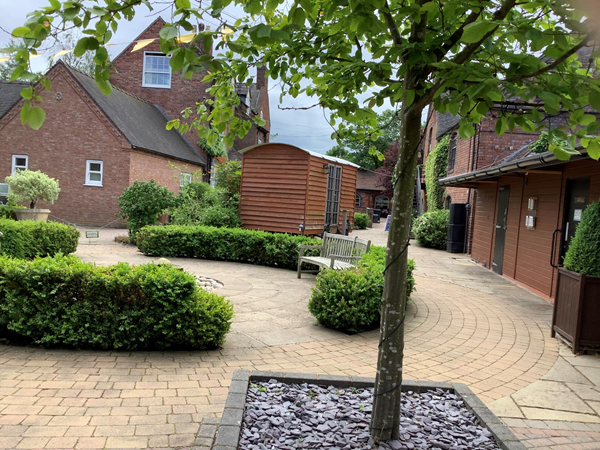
110, 18, 210, 164
0, 66, 131, 226
129, 150, 204, 194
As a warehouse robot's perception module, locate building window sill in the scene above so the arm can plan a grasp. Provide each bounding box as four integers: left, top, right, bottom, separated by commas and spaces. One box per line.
83, 184, 103, 188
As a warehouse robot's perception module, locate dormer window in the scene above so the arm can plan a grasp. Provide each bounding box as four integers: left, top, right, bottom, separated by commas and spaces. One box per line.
142, 52, 171, 88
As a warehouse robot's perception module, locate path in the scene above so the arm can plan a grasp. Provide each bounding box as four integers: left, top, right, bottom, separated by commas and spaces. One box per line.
0, 225, 597, 449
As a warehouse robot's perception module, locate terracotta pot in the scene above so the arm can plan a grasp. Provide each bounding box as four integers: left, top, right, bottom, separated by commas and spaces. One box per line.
14, 209, 51, 222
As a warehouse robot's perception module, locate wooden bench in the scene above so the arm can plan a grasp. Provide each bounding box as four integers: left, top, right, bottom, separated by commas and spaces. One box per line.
297, 232, 371, 278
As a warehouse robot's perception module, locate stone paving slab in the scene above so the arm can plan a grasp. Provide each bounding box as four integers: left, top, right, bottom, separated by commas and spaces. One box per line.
0, 225, 597, 448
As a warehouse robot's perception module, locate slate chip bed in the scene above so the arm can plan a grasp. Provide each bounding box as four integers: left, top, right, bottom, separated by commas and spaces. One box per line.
240, 380, 500, 450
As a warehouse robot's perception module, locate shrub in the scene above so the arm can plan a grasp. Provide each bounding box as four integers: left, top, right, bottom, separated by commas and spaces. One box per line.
5, 170, 60, 208
170, 182, 230, 226
117, 180, 176, 240
194, 204, 242, 228
412, 209, 449, 249
214, 160, 242, 207
0, 219, 79, 258
309, 246, 416, 333
424, 135, 449, 211
563, 201, 600, 277
137, 225, 320, 270
354, 212, 369, 230
0, 255, 234, 350
0, 205, 26, 220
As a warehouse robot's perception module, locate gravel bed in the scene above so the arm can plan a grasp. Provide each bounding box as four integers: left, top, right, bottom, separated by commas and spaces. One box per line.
240, 380, 500, 450
195, 275, 224, 291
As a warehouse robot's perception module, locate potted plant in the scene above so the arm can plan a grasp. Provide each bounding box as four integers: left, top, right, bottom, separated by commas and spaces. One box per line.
4, 170, 60, 222
552, 201, 600, 353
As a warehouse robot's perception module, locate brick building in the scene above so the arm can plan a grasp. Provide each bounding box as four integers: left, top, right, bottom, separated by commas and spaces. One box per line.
354, 169, 392, 213
0, 18, 270, 226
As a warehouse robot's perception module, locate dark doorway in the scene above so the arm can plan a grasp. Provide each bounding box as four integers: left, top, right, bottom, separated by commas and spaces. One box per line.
560, 178, 590, 261
493, 186, 510, 274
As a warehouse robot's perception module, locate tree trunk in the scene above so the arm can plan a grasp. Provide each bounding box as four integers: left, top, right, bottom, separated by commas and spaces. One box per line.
370, 103, 423, 441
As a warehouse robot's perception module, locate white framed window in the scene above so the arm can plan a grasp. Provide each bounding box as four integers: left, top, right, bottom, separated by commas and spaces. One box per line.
355, 193, 362, 207
325, 164, 342, 226
180, 172, 192, 188
142, 52, 171, 88
0, 183, 9, 205
85, 160, 103, 186
12, 155, 28, 173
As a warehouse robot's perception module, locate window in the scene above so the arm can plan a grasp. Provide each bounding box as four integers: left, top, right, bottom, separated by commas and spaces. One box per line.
355, 193, 362, 207
142, 52, 171, 88
445, 195, 452, 210
0, 183, 9, 205
12, 155, 28, 173
180, 172, 192, 188
375, 195, 389, 211
427, 128, 433, 154
85, 160, 103, 186
448, 134, 457, 172
325, 164, 342, 226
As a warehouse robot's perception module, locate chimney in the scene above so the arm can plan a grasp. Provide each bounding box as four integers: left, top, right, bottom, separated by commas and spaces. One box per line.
257, 66, 267, 90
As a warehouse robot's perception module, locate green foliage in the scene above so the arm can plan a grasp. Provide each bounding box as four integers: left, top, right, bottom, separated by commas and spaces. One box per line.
214, 160, 242, 207
354, 212, 369, 230
199, 137, 228, 158
424, 135, 449, 211
117, 180, 176, 240
308, 246, 416, 333
46, 32, 97, 75
563, 201, 600, 277
326, 110, 400, 170
0, 255, 234, 350
136, 225, 320, 270
5, 170, 60, 209
171, 182, 241, 228
529, 131, 568, 154
0, 205, 26, 220
412, 210, 449, 250
0, 219, 79, 259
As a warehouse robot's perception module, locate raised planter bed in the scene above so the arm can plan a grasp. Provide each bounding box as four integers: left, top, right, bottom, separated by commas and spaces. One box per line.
552, 267, 600, 354
215, 370, 525, 450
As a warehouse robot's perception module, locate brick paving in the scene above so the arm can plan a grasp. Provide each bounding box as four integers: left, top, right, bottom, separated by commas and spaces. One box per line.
0, 225, 597, 448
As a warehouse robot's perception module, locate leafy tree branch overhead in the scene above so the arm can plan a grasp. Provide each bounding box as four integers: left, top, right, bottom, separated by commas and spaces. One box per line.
9, 0, 600, 442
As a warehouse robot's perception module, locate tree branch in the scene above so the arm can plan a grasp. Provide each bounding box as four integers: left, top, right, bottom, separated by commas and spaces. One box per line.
505, 33, 593, 82
432, 9, 482, 62
380, 0, 403, 46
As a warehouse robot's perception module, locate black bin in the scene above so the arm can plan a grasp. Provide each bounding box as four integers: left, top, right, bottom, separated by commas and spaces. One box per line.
372, 209, 381, 223
447, 203, 467, 253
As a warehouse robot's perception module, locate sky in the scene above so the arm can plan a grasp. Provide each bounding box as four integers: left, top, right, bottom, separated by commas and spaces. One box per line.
0, 0, 392, 154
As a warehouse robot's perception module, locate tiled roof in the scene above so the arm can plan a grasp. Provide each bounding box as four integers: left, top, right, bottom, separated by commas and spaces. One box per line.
356, 169, 383, 191
0, 81, 30, 118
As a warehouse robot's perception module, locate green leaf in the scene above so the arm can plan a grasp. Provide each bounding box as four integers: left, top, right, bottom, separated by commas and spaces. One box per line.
12, 26, 31, 37
459, 121, 475, 138
292, 8, 306, 27
159, 26, 178, 41
170, 50, 185, 71
96, 79, 112, 96
20, 101, 31, 126
404, 90, 415, 107
461, 21, 496, 44
27, 106, 46, 131
49, 0, 61, 9
587, 139, 600, 160
494, 117, 508, 136
20, 88, 32, 100
579, 114, 596, 126
538, 92, 561, 111
175, 0, 191, 8
589, 90, 600, 111
257, 25, 272, 38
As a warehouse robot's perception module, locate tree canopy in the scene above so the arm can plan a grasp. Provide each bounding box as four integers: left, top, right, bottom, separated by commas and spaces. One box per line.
9, 0, 600, 442
326, 109, 400, 170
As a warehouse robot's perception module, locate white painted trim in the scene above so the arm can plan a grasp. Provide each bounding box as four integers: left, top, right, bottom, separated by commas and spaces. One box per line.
11, 154, 28, 174
142, 52, 172, 89
85, 160, 103, 187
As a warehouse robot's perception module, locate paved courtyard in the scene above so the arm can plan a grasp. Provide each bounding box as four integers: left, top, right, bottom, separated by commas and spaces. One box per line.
0, 224, 598, 449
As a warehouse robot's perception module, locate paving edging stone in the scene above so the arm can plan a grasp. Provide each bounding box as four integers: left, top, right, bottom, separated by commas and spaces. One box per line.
214, 370, 525, 450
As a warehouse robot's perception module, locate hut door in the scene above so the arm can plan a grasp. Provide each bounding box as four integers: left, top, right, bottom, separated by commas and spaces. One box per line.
325, 165, 342, 228
561, 177, 590, 260
492, 186, 510, 275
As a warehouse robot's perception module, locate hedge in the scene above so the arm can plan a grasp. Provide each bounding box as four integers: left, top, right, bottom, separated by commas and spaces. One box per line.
308, 246, 416, 333
563, 201, 600, 277
0, 219, 79, 259
354, 212, 369, 230
0, 205, 25, 220
137, 225, 320, 270
412, 210, 449, 249
425, 135, 449, 211
0, 255, 234, 350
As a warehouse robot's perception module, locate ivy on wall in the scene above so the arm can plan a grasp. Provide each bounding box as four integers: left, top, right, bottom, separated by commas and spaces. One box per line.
424, 135, 449, 211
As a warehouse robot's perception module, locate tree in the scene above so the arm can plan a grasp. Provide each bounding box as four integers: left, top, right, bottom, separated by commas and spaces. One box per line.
0, 39, 27, 81
10, 0, 600, 442
5, 170, 60, 209
377, 141, 399, 194
326, 109, 401, 170
45, 32, 96, 75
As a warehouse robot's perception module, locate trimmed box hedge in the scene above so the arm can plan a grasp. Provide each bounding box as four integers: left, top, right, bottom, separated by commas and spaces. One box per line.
309, 246, 416, 333
0, 219, 79, 259
0, 255, 234, 350
136, 225, 320, 270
